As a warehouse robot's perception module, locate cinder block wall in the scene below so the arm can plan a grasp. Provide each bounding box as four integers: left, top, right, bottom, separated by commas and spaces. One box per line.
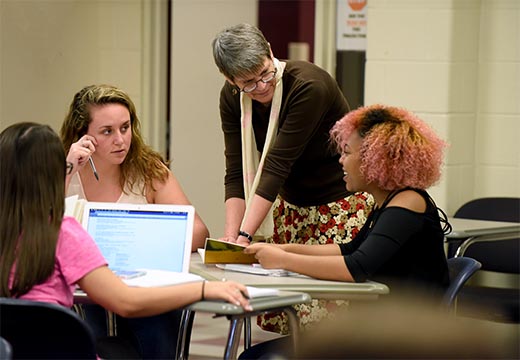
364, 0, 519, 214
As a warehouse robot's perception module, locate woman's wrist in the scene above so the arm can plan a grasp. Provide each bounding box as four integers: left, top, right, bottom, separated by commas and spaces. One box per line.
238, 230, 253, 242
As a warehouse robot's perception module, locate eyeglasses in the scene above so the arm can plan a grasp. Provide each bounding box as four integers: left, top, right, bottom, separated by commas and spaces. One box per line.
239, 68, 277, 93
66, 162, 73, 175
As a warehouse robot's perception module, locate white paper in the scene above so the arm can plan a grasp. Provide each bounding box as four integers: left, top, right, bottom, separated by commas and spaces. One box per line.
65, 195, 79, 217
197, 248, 205, 262
246, 286, 280, 298
216, 264, 290, 277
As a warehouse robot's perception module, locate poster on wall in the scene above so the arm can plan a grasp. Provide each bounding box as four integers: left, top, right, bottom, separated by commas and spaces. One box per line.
336, 0, 367, 51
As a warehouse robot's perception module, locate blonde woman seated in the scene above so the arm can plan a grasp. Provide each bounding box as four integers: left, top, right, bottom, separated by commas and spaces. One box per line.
60, 84, 210, 359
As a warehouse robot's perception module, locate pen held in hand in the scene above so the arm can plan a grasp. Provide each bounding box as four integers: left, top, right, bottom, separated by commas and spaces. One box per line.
88, 157, 99, 181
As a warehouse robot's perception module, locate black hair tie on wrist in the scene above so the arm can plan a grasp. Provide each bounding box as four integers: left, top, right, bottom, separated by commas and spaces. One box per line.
238, 230, 253, 242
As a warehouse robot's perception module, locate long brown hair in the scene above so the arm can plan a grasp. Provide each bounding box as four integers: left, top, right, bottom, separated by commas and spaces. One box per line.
0, 123, 65, 297
60, 84, 169, 194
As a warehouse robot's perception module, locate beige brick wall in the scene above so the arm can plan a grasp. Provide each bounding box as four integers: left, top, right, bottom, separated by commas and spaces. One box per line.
364, 0, 519, 214
1, 0, 517, 232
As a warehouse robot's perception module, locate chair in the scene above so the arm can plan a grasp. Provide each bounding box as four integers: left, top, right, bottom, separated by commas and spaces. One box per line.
442, 257, 481, 309
451, 197, 520, 323
0, 336, 13, 360
0, 297, 97, 359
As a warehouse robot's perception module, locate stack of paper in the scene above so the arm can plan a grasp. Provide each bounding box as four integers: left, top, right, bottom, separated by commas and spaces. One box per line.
65, 195, 87, 222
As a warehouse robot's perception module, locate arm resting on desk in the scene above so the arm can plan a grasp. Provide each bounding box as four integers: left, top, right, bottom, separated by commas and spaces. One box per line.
245, 243, 353, 282
77, 266, 251, 318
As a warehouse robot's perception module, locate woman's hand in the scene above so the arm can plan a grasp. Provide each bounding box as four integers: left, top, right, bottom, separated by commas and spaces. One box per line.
219, 235, 238, 244
204, 280, 252, 311
66, 135, 98, 175
244, 243, 286, 269
219, 235, 250, 246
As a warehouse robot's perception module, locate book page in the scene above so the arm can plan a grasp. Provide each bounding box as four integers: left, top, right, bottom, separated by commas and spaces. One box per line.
65, 195, 86, 223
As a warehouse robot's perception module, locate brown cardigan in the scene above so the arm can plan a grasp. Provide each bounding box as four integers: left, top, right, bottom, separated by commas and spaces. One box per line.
219, 60, 352, 206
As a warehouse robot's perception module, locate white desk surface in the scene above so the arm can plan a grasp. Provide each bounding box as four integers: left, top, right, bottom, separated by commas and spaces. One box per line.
189, 253, 389, 301
447, 217, 520, 239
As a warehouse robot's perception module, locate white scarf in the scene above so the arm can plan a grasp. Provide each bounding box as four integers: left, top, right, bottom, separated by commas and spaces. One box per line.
240, 58, 286, 238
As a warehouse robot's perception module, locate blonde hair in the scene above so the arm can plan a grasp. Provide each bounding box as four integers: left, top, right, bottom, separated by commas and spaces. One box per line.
60, 84, 169, 194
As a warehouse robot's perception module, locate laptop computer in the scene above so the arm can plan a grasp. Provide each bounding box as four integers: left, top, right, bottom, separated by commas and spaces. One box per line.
81, 202, 194, 274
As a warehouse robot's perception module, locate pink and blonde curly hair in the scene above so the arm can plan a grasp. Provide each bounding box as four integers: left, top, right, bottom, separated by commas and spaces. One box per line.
330, 104, 447, 191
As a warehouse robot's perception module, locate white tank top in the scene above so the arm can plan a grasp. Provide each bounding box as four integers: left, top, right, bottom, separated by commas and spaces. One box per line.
67, 173, 148, 204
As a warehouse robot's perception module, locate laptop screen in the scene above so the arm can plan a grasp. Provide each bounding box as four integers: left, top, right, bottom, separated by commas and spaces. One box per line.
81, 202, 194, 273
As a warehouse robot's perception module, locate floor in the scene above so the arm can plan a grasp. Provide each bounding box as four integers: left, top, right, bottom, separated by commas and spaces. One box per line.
188, 312, 283, 359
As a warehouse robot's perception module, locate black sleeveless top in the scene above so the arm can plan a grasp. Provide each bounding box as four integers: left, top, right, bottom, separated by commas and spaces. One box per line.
339, 188, 450, 300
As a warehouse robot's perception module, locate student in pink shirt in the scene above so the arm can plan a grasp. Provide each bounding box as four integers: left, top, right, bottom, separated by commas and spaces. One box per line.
0, 122, 251, 356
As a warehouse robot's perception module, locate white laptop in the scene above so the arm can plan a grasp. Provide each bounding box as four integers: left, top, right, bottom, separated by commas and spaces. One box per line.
81, 202, 194, 275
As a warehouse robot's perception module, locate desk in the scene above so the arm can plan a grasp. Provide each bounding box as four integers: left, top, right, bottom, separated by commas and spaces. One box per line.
189, 253, 389, 301
446, 218, 520, 257
185, 253, 389, 359
74, 287, 310, 360
178, 291, 310, 360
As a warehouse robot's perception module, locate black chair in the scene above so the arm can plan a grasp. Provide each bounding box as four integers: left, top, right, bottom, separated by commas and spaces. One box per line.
443, 257, 481, 310
0, 297, 97, 359
451, 197, 520, 323
0, 336, 12, 360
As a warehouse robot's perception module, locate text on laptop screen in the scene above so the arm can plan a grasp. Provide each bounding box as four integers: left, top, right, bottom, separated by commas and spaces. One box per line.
86, 208, 190, 272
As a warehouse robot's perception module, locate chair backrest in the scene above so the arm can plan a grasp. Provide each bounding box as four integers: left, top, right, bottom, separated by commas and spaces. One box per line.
454, 197, 520, 273
443, 257, 481, 308
454, 197, 520, 223
0, 336, 12, 360
0, 297, 97, 359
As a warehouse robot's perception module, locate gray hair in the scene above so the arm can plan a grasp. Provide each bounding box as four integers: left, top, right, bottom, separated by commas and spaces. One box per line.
212, 23, 271, 82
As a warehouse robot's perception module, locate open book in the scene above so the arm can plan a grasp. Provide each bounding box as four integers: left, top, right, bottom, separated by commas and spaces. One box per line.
65, 195, 87, 222
203, 238, 258, 264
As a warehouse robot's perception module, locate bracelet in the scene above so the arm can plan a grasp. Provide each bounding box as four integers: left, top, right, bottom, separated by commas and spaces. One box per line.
238, 230, 253, 242
201, 280, 206, 300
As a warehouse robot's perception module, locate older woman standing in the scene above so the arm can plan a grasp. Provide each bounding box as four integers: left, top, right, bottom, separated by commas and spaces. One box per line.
212, 23, 373, 334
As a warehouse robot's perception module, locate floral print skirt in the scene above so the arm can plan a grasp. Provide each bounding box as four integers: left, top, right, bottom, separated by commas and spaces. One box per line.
257, 192, 374, 334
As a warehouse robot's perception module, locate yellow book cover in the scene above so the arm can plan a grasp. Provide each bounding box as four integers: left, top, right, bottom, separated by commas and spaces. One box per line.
203, 238, 258, 264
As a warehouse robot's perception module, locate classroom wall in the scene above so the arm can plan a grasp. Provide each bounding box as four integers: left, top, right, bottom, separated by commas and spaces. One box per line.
169, 0, 257, 237
0, 0, 167, 153
0, 0, 518, 237
364, 0, 520, 214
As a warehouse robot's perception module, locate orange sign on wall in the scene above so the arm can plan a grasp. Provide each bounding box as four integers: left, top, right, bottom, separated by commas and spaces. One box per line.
337, 0, 367, 51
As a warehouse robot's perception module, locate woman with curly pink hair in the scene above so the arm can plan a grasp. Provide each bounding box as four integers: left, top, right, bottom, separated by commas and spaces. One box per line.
246, 103, 451, 294
331, 104, 446, 191
240, 104, 453, 359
